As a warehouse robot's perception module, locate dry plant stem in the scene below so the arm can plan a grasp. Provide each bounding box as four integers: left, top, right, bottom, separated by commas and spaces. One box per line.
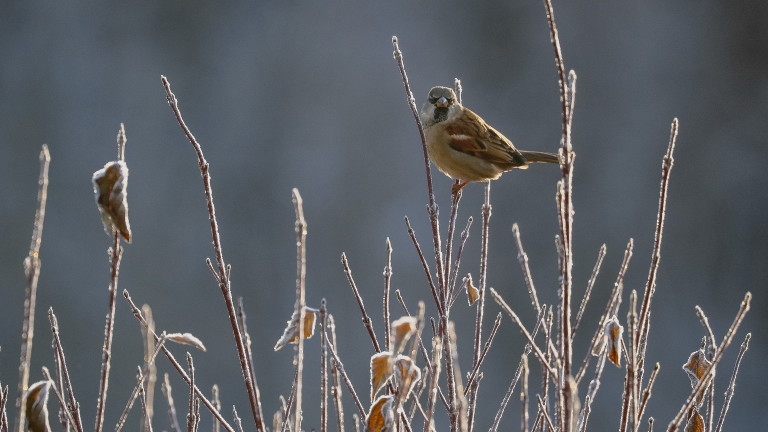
280, 368, 299, 432
636, 119, 678, 361
327, 315, 345, 432
186, 354, 196, 432
394, 291, 450, 411
234, 299, 264, 426
637, 363, 660, 423
714, 332, 751, 432
443, 189, 463, 303
694, 306, 717, 354
536, 396, 556, 432
473, 182, 492, 368
424, 338, 442, 432
212, 385, 221, 432
40, 369, 76, 429
573, 244, 606, 336
521, 355, 530, 432
48, 310, 84, 432
137, 371, 154, 432
231, 408, 243, 432
161, 373, 182, 432
322, 330, 365, 419
511, 223, 541, 313
320, 300, 328, 432
94, 233, 122, 432
384, 239, 393, 350
404, 217, 444, 315
575, 239, 633, 384
115, 333, 169, 432
577, 395, 590, 432
667, 292, 751, 431
448, 218, 474, 306
15, 145, 50, 432
620, 294, 639, 432
464, 313, 502, 395
489, 306, 546, 432
123, 291, 235, 432
141, 305, 158, 432
161, 76, 264, 432
291, 189, 307, 432
490, 289, 556, 377
391, 37, 446, 301
1, 385, 8, 432
542, 0, 576, 424
340, 253, 382, 352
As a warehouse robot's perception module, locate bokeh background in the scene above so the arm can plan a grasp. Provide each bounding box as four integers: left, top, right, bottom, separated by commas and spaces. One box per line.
1, 1, 765, 430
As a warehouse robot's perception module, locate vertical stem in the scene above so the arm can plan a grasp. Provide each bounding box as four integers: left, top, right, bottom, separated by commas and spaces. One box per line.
473, 182, 491, 366
292, 189, 307, 432
15, 145, 50, 432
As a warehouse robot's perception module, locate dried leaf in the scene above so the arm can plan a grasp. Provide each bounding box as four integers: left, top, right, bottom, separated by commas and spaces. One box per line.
167, 333, 207, 352
683, 349, 711, 387
390, 316, 417, 354
92, 161, 132, 242
24, 381, 51, 432
394, 355, 421, 401
465, 274, 479, 305
684, 410, 704, 432
365, 395, 395, 432
604, 316, 624, 367
370, 352, 394, 401
273, 306, 318, 351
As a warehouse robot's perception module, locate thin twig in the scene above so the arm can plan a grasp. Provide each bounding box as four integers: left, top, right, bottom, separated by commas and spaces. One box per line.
573, 244, 606, 336
291, 189, 307, 432
714, 333, 751, 432
490, 289, 556, 378
511, 223, 541, 313
40, 369, 76, 430
404, 217, 443, 315
322, 329, 365, 419
384, 238, 393, 350
448, 217, 473, 307
667, 292, 751, 431
320, 300, 329, 432
473, 182, 492, 368
161, 76, 264, 432
326, 315, 345, 432
234, 299, 264, 427
212, 386, 221, 432
123, 291, 235, 432
48, 310, 84, 432
465, 313, 502, 394
15, 144, 50, 432
636, 119, 679, 360
115, 333, 169, 432
536, 396, 556, 432
575, 239, 633, 384
161, 374, 182, 432
489, 306, 546, 432
341, 253, 382, 352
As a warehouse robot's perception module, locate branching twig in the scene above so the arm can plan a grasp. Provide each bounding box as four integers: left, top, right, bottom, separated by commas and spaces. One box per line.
341, 253, 382, 352
714, 333, 751, 432
161, 76, 264, 432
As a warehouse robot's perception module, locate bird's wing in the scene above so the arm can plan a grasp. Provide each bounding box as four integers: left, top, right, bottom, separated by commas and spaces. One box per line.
445, 109, 527, 169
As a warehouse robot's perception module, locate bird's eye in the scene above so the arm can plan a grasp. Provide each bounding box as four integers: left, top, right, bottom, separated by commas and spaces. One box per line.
428, 96, 438, 104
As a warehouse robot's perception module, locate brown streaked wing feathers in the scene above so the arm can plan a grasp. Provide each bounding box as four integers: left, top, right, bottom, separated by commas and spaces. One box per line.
445, 108, 527, 169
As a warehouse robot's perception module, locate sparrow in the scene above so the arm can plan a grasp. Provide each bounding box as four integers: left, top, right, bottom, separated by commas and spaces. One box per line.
420, 86, 560, 193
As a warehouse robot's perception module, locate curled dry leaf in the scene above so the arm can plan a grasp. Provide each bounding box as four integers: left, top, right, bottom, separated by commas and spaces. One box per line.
365, 395, 395, 432
390, 316, 417, 354
370, 352, 394, 401
592, 315, 624, 367
92, 161, 131, 242
683, 348, 711, 388
24, 380, 51, 432
394, 355, 421, 401
465, 274, 479, 305
684, 410, 704, 432
273, 306, 318, 351
604, 316, 624, 367
167, 332, 207, 352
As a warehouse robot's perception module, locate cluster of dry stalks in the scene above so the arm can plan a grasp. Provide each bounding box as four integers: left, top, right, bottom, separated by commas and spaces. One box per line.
0, 2, 752, 432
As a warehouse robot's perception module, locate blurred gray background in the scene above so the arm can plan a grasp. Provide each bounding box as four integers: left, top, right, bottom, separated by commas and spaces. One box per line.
1, 0, 765, 430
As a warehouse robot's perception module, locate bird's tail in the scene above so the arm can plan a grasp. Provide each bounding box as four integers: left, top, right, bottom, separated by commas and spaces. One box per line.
520, 151, 560, 164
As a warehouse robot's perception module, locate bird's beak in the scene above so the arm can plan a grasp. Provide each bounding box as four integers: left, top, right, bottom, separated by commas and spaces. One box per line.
435, 96, 449, 108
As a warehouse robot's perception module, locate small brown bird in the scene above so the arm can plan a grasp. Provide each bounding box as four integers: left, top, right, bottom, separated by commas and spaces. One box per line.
420, 86, 560, 193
